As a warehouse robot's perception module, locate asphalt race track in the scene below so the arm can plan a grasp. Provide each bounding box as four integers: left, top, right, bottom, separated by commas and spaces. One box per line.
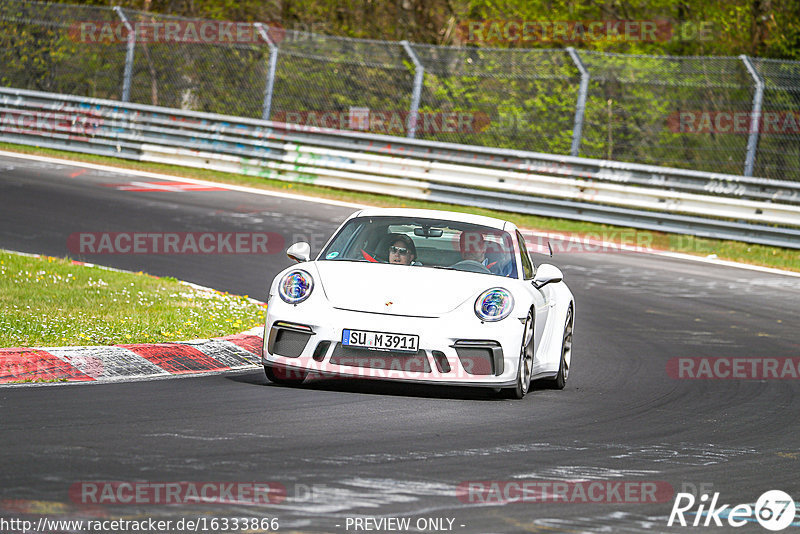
1, 153, 799, 533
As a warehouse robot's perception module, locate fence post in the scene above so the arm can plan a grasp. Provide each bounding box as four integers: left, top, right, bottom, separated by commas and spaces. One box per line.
566, 47, 589, 158
255, 23, 279, 121
113, 7, 135, 102
401, 41, 424, 138
740, 55, 764, 177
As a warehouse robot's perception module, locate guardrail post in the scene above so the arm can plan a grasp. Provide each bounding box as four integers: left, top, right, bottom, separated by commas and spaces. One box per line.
740, 55, 764, 177
114, 7, 135, 102
566, 47, 589, 157
255, 23, 279, 121
401, 41, 424, 138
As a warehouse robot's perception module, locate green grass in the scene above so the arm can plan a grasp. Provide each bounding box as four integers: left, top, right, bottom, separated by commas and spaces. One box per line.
0, 251, 265, 347
7, 377, 68, 383
1, 141, 798, 272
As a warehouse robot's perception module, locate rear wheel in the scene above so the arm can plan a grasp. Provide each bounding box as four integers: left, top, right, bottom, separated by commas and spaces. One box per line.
264, 363, 308, 385
500, 311, 534, 399
547, 305, 573, 390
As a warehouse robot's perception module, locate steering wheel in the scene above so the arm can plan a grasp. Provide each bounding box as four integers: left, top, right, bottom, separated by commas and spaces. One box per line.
449, 260, 491, 274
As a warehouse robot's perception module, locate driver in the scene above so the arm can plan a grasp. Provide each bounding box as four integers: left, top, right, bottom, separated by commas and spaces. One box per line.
459, 230, 513, 276
459, 230, 487, 263
388, 234, 417, 265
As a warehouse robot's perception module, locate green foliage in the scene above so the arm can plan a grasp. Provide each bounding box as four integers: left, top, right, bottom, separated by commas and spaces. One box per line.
0, 3, 127, 97
68, 0, 797, 59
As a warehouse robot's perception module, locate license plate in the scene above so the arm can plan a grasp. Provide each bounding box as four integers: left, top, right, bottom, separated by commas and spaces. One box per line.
342, 329, 419, 352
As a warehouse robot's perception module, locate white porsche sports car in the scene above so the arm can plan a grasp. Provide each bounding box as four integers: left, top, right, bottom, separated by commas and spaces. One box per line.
262, 208, 574, 398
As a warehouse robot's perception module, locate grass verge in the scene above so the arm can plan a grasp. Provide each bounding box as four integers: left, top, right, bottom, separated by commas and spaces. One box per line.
0, 251, 265, 347
0, 142, 798, 272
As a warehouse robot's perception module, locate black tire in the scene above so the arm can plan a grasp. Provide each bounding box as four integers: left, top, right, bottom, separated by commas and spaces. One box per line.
499, 311, 534, 399
264, 363, 308, 385
546, 305, 573, 390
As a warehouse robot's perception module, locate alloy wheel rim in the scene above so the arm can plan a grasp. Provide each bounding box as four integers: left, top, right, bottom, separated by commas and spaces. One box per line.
521, 315, 533, 391
562, 309, 573, 381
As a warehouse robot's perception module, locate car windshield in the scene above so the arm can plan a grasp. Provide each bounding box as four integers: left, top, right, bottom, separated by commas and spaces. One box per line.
319, 216, 518, 278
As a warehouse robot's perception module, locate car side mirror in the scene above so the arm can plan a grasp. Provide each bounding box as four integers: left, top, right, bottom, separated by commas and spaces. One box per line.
287, 242, 311, 263
533, 264, 563, 289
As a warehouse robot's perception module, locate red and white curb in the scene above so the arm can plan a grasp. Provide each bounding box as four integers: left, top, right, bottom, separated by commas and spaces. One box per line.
0, 327, 264, 386
2, 249, 266, 386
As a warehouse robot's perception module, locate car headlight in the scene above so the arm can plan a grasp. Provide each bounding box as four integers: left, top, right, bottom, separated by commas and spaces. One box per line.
278, 270, 314, 304
474, 288, 514, 322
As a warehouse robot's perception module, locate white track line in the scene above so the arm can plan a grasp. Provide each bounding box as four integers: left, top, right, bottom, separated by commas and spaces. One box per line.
1, 149, 797, 278
0, 149, 366, 209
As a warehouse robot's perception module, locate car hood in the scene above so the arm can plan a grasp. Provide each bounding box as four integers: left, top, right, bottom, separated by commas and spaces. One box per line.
314, 261, 504, 316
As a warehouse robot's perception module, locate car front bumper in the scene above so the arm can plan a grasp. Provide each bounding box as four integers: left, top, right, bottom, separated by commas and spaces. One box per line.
262, 300, 525, 387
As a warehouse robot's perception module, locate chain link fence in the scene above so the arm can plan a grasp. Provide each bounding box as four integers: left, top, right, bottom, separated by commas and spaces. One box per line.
121, 10, 269, 117
271, 31, 415, 130
0, 2, 126, 97
411, 45, 580, 155
751, 58, 800, 180
577, 53, 755, 176
1, 0, 799, 180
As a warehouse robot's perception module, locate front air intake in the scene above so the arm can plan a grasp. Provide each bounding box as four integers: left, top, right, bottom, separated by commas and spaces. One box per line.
312, 340, 331, 362
431, 351, 451, 373
268, 323, 313, 358
453, 341, 503, 376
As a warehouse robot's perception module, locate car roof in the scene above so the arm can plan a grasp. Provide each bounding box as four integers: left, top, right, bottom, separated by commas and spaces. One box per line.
351, 207, 513, 231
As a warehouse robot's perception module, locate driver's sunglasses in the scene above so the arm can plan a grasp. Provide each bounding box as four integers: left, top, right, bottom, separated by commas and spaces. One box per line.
390, 246, 409, 255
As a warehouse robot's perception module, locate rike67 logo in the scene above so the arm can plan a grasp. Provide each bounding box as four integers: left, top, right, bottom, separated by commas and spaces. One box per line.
668, 490, 796, 531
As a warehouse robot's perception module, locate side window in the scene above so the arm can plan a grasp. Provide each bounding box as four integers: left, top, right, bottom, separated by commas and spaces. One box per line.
516, 230, 534, 280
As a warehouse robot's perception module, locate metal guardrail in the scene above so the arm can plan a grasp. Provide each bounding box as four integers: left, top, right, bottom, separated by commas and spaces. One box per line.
1, 86, 799, 249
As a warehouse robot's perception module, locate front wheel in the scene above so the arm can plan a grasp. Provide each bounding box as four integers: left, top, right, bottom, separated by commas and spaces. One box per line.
500, 311, 534, 399
546, 305, 573, 390
264, 363, 308, 385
